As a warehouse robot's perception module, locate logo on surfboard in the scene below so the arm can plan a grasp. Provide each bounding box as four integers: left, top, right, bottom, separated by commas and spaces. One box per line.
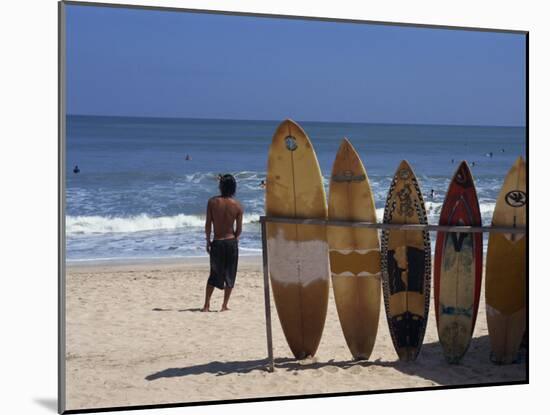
397, 184, 414, 217
332, 170, 366, 182
505, 190, 526, 208
398, 168, 410, 180
285, 135, 298, 151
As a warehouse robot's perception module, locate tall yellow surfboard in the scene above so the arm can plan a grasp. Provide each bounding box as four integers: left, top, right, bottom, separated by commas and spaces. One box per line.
327, 138, 381, 360
265, 119, 330, 359
485, 156, 526, 364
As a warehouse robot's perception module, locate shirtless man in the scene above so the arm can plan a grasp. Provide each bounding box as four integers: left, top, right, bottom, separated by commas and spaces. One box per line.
201, 174, 244, 312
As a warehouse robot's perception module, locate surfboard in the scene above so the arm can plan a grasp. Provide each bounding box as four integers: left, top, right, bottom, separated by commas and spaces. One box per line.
485, 156, 526, 364
381, 160, 431, 361
265, 119, 330, 359
434, 161, 482, 363
327, 138, 381, 360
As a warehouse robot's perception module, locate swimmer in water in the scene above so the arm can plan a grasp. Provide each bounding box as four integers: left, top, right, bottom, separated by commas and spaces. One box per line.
73, 165, 80, 174
430, 189, 435, 199
260, 180, 266, 189
185, 154, 191, 161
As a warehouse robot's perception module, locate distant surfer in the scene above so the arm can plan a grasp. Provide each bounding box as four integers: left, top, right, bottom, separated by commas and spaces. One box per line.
451, 159, 454, 164
73, 165, 80, 174
486, 152, 493, 158
430, 189, 435, 200
501, 148, 505, 153
471, 161, 476, 167
202, 174, 244, 312
260, 180, 266, 189
185, 154, 191, 161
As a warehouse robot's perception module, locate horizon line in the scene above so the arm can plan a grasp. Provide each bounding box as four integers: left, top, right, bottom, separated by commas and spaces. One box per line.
66, 113, 526, 129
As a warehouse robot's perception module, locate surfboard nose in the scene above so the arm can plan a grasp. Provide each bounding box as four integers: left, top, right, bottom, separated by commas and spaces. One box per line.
397, 159, 412, 171
271, 119, 310, 150
339, 137, 352, 148
514, 155, 525, 168
393, 160, 416, 181
452, 160, 474, 186
276, 119, 302, 135
335, 137, 354, 161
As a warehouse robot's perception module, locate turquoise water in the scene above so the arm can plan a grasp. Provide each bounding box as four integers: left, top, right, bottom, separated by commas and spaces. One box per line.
66, 115, 525, 261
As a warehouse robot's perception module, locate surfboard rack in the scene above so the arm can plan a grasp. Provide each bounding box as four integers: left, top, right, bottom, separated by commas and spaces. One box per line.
258, 216, 526, 234
258, 215, 526, 372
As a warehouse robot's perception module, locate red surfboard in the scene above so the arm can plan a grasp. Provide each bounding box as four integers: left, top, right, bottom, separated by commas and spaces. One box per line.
434, 161, 482, 363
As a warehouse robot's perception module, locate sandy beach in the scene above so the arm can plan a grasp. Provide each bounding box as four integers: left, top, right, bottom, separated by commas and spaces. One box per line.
65, 256, 526, 411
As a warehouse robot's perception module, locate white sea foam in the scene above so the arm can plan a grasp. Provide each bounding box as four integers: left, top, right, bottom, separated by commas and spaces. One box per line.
66, 213, 260, 235
183, 171, 262, 184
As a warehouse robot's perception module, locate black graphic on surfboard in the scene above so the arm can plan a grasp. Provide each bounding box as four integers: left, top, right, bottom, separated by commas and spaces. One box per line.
386, 247, 425, 294
386, 247, 426, 351
391, 313, 424, 351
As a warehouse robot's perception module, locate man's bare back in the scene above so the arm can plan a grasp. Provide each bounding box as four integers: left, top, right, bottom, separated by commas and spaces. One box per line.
205, 196, 243, 241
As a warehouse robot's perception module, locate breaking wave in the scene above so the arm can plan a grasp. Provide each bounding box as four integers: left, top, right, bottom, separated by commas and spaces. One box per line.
67, 213, 260, 235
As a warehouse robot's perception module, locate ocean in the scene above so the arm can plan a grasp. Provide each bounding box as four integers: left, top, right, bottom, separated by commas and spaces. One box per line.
65, 115, 526, 261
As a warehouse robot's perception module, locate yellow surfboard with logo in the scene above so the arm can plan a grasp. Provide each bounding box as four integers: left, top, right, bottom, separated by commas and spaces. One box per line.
265, 119, 330, 359
327, 138, 381, 360
485, 156, 526, 364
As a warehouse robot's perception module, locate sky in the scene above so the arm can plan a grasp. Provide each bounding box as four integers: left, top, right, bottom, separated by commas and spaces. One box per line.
66, 5, 526, 126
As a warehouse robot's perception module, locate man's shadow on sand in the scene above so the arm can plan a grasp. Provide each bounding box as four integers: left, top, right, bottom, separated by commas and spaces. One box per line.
152, 307, 218, 313
145, 336, 526, 384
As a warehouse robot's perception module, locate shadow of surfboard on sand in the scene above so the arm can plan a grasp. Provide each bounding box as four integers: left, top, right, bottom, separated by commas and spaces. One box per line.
389, 335, 526, 385
145, 336, 526, 385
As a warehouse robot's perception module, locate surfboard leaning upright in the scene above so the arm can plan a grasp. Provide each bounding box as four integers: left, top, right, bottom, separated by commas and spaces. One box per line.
328, 138, 381, 360
485, 156, 526, 364
434, 161, 483, 363
265, 119, 330, 359
381, 160, 431, 361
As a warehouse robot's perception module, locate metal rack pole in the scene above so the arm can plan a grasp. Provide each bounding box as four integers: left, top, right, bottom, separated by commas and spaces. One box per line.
260, 220, 274, 372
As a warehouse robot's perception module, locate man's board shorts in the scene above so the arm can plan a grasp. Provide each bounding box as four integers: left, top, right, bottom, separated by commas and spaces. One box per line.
208, 239, 239, 290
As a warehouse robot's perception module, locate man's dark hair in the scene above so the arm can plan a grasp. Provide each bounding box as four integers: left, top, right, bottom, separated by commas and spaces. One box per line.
219, 174, 237, 198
